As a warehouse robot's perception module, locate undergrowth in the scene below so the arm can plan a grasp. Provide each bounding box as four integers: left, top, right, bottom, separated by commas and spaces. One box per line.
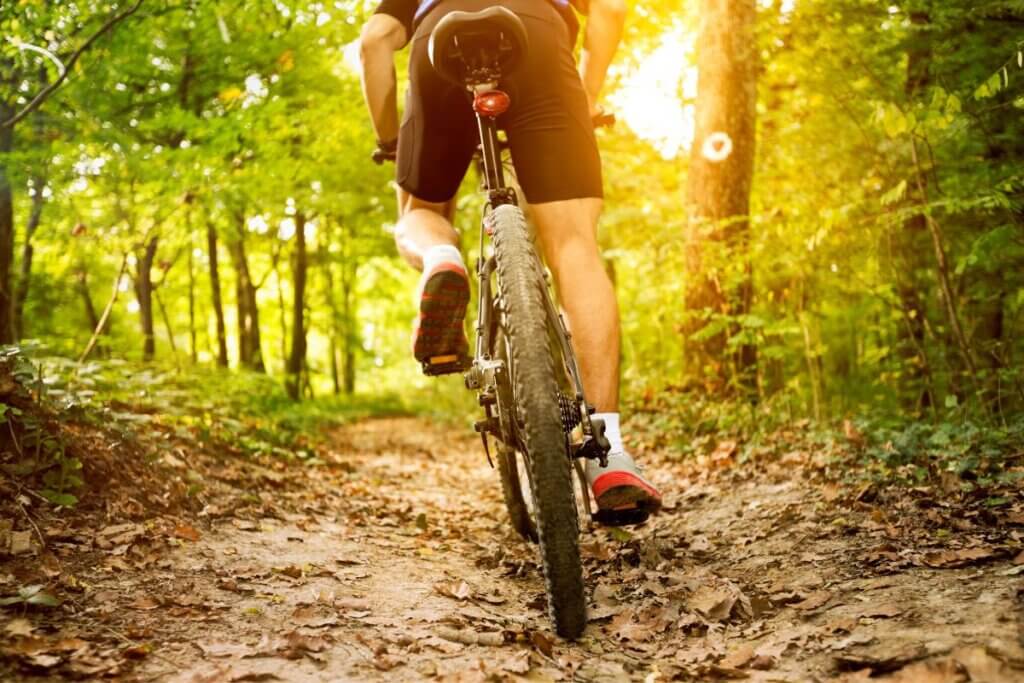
627, 385, 1024, 494
2, 344, 421, 508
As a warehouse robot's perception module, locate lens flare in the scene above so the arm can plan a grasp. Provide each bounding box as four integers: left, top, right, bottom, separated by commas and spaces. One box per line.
610, 28, 697, 160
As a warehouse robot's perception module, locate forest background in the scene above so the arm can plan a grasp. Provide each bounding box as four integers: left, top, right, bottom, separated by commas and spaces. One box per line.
1, 0, 1023, 508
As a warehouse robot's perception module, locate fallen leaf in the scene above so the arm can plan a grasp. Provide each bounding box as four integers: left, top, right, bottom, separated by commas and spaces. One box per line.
922, 548, 998, 568
4, 618, 35, 637
174, 523, 202, 542
793, 590, 832, 611
835, 644, 930, 673
688, 585, 737, 621
130, 595, 161, 610
500, 650, 531, 674
859, 603, 902, 619
434, 580, 472, 601
435, 627, 505, 647
720, 644, 756, 669
529, 631, 554, 657
197, 641, 255, 658
10, 530, 32, 556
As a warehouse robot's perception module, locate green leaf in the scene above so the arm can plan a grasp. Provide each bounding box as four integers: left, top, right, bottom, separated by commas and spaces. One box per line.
881, 180, 907, 206
40, 490, 78, 508
25, 590, 60, 607
974, 72, 1003, 100
945, 395, 959, 409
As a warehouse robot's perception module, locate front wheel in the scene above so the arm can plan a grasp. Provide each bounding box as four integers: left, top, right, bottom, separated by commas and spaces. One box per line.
490, 204, 586, 639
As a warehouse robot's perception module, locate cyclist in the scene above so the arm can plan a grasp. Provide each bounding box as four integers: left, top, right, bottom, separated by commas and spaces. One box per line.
359, 0, 662, 522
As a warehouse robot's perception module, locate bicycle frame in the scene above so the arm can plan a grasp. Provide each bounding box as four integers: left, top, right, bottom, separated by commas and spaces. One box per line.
464, 85, 610, 474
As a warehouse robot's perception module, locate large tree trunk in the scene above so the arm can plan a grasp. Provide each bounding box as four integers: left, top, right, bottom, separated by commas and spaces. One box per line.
206, 222, 229, 367
285, 214, 308, 400
228, 229, 265, 372
684, 0, 758, 394
135, 236, 159, 361
0, 100, 16, 344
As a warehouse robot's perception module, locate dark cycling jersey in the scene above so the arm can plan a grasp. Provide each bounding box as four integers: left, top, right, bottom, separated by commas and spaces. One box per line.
375, 0, 579, 43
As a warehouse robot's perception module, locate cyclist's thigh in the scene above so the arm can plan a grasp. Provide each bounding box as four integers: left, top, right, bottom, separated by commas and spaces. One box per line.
502, 8, 603, 204
397, 27, 478, 204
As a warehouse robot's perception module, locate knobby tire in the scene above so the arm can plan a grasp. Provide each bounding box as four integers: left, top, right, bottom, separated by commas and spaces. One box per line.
490, 204, 586, 639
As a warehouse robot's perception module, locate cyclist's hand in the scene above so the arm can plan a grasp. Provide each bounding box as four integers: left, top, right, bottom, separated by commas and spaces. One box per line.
592, 108, 616, 129
372, 138, 398, 165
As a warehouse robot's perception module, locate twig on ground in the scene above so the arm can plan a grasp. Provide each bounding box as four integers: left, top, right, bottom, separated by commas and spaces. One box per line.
14, 496, 46, 551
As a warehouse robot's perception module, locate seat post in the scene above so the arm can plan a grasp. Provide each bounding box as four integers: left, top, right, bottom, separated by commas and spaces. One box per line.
472, 87, 515, 205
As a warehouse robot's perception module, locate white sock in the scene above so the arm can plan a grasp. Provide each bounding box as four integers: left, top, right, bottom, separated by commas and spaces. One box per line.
421, 245, 464, 274
594, 412, 623, 454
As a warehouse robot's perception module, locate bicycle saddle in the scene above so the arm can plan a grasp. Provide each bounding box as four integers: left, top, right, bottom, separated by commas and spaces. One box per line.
428, 7, 529, 86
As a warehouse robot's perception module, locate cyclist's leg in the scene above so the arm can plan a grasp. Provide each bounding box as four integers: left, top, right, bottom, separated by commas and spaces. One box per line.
504, 3, 661, 518
530, 198, 619, 413
394, 17, 478, 366
393, 191, 457, 271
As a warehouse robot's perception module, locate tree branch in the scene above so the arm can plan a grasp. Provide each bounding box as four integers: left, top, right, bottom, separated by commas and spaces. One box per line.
2, 0, 146, 129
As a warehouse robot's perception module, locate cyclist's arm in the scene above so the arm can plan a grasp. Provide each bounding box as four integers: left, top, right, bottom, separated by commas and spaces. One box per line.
359, 13, 408, 145
578, 0, 628, 116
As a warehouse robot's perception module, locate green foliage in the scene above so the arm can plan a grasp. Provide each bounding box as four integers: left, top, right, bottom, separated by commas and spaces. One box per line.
0, 347, 81, 507
1, 0, 1022, 500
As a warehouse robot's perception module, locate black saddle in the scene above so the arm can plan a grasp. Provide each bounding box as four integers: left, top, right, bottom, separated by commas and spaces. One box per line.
428, 7, 529, 86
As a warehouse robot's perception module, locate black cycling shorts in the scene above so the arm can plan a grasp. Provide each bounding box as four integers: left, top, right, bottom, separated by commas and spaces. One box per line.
397, 0, 603, 204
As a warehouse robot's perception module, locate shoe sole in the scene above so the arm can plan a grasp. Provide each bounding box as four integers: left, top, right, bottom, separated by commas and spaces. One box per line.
414, 265, 470, 365
591, 471, 663, 526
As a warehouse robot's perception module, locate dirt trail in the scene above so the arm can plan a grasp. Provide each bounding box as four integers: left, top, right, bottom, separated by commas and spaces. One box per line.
4, 417, 1024, 682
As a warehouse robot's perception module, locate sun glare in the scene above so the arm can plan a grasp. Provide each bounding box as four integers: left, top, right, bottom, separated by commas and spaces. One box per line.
610, 28, 697, 160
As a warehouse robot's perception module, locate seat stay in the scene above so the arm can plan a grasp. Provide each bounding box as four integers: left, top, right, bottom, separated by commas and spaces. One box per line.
476, 112, 508, 197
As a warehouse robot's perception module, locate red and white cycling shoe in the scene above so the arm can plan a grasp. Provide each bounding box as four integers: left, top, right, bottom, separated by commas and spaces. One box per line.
412, 261, 470, 375
586, 451, 663, 526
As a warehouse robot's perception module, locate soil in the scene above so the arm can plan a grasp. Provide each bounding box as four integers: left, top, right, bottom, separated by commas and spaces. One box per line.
2, 417, 1023, 682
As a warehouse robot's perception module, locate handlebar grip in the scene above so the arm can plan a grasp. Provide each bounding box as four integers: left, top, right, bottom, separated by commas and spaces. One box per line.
372, 148, 396, 165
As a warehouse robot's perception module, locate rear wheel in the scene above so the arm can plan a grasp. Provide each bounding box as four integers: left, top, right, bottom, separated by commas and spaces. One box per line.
490, 204, 586, 639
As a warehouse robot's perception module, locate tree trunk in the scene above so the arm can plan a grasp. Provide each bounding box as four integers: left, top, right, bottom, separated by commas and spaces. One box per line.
340, 241, 356, 396
684, 0, 758, 395
135, 236, 159, 361
228, 230, 265, 372
285, 214, 308, 400
77, 269, 101, 332
206, 222, 229, 367
274, 244, 288, 367
321, 233, 342, 395
0, 100, 16, 344
892, 7, 935, 412
13, 175, 44, 341
187, 230, 197, 363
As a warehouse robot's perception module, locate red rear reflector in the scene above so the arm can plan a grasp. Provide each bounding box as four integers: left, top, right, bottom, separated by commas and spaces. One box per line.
473, 90, 511, 117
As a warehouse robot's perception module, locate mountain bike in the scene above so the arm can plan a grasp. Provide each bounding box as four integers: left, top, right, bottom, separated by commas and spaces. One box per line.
376, 7, 613, 639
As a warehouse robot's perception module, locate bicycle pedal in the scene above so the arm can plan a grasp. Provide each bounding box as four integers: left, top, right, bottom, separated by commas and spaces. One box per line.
421, 355, 471, 377
593, 507, 651, 527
